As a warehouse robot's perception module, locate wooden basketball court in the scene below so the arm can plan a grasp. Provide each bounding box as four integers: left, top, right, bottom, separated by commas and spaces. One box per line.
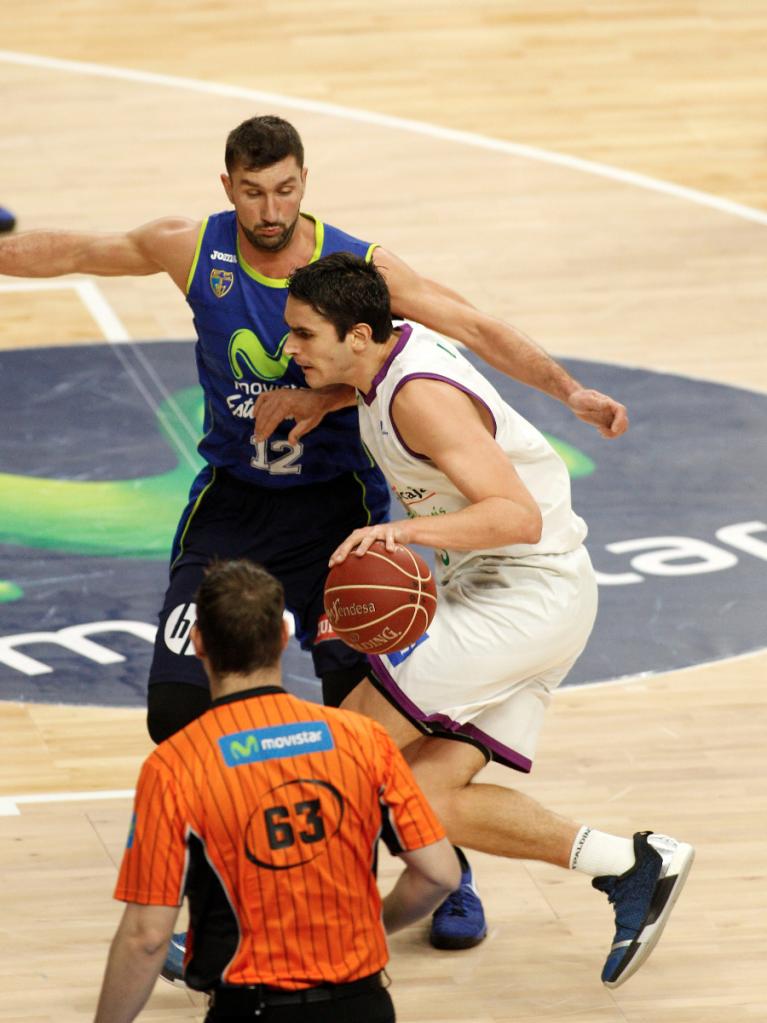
1, 4, 765, 1021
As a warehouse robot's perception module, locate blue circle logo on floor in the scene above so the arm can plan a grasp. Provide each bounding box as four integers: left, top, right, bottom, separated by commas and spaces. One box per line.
0, 341, 765, 706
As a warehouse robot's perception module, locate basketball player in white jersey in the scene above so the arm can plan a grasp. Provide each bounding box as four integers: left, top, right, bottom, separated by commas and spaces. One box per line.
282, 252, 694, 989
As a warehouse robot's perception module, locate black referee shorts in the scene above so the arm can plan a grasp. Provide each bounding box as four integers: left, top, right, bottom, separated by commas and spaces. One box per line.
205, 973, 395, 1022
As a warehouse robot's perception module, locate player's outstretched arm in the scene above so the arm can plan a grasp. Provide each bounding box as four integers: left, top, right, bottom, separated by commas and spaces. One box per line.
372, 246, 628, 438
0, 217, 199, 291
253, 383, 357, 444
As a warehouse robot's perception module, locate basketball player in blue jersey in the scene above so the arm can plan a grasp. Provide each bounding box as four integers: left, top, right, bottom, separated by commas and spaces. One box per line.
0, 115, 628, 957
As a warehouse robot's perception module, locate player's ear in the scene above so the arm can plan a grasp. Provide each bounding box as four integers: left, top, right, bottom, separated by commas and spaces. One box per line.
350, 322, 372, 351
221, 173, 234, 204
190, 622, 205, 659
280, 617, 290, 652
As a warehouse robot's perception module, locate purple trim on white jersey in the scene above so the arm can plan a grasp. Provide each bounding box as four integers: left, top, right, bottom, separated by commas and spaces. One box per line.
361, 323, 413, 405
368, 654, 533, 774
388, 375, 498, 460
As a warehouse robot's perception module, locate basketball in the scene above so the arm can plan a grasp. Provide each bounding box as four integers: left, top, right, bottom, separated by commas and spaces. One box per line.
323, 541, 437, 654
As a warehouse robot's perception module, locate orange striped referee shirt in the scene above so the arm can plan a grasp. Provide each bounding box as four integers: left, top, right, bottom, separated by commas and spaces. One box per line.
115, 685, 445, 991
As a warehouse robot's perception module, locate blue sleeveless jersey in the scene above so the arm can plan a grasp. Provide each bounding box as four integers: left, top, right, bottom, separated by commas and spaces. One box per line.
186, 211, 379, 487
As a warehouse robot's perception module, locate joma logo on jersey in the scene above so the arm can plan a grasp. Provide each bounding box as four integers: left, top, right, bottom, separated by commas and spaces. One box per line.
219, 721, 335, 766
210, 249, 237, 263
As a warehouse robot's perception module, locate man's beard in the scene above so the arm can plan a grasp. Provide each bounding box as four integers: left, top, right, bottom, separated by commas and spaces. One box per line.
239, 215, 299, 253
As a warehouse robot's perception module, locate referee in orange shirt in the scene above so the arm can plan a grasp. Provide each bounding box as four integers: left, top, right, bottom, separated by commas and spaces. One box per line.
93, 560, 459, 1023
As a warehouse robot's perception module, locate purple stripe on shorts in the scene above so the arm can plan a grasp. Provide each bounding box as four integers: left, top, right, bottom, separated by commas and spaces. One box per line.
361, 323, 413, 405
368, 654, 532, 774
388, 375, 498, 459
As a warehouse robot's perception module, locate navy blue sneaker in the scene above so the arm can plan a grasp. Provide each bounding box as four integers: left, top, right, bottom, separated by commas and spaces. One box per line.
593, 831, 694, 988
160, 931, 187, 987
429, 847, 488, 950
0, 206, 15, 233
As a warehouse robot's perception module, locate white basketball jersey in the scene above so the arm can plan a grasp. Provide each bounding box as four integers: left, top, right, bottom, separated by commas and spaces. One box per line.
358, 322, 588, 577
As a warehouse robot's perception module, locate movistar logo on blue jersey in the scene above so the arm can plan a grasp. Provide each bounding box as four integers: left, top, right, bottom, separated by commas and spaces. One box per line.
219, 720, 334, 766
228, 328, 291, 381
386, 632, 430, 666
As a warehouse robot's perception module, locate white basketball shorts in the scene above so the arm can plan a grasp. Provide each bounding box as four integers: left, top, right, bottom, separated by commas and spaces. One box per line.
367, 545, 598, 772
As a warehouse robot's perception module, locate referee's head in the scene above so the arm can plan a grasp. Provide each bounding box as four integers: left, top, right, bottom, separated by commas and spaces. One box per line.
192, 560, 288, 685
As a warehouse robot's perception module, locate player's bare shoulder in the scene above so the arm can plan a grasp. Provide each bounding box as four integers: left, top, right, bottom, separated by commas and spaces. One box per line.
392, 376, 458, 421
370, 245, 418, 292
128, 217, 201, 291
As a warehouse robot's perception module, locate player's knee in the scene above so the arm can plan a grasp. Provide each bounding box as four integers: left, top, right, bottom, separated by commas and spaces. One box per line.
147, 682, 212, 744
409, 738, 487, 797
413, 774, 455, 825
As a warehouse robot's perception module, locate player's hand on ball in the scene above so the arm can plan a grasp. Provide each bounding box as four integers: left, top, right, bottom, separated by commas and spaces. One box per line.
567, 387, 629, 438
329, 524, 411, 565
324, 538, 437, 653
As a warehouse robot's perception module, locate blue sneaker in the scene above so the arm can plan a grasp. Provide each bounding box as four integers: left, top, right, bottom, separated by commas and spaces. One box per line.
160, 931, 187, 987
429, 847, 488, 950
0, 206, 15, 233
593, 831, 694, 988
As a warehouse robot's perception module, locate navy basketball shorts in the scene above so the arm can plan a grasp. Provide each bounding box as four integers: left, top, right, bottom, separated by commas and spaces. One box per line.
148, 464, 390, 690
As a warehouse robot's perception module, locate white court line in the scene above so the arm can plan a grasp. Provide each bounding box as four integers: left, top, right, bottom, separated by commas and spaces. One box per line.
105, 342, 203, 471
0, 278, 130, 342
1, 48, 766, 227
75, 280, 131, 342
0, 788, 134, 816
125, 341, 204, 452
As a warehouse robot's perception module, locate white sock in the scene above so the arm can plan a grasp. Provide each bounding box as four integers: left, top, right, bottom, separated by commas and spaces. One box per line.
569, 826, 636, 877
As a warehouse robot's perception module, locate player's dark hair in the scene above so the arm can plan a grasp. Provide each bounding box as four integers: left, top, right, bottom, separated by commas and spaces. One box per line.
287, 252, 393, 342
225, 115, 304, 173
195, 560, 285, 676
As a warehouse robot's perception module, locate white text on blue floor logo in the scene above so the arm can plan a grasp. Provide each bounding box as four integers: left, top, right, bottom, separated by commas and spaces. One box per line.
219, 721, 334, 766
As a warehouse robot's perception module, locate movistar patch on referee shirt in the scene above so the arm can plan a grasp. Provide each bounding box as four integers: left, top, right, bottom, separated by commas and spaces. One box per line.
218, 721, 335, 766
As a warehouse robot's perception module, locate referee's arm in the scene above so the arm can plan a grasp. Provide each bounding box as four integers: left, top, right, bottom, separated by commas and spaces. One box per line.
383, 838, 461, 933
93, 902, 180, 1023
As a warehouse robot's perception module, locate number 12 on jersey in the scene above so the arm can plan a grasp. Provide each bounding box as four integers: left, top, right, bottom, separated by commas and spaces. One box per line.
249, 437, 303, 475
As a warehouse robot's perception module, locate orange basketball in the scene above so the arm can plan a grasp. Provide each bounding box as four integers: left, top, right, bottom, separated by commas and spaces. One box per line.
323, 541, 437, 654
